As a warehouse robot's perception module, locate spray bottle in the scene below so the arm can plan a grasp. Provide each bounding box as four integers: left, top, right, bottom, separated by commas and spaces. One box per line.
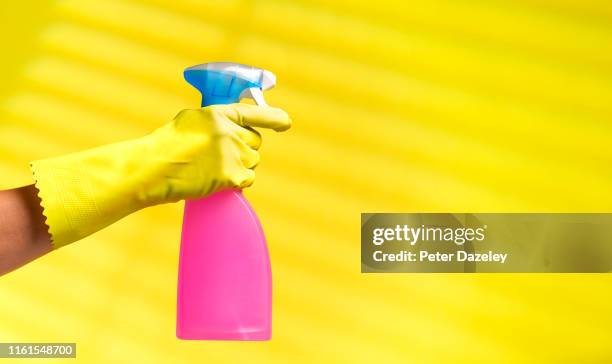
176, 62, 275, 341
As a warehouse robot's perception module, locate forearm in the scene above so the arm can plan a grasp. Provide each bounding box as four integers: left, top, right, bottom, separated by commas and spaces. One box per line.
0, 185, 51, 275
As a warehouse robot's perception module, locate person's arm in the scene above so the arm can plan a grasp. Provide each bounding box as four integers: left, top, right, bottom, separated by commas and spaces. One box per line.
0, 104, 291, 277
0, 185, 52, 275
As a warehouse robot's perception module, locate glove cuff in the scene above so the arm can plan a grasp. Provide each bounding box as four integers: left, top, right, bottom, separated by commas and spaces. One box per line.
31, 159, 103, 249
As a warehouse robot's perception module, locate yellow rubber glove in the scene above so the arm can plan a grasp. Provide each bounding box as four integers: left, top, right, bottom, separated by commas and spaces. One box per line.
31, 104, 291, 249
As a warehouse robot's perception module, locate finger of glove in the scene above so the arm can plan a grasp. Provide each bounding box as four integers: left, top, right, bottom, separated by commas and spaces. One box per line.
227, 121, 262, 150
230, 168, 256, 189
233, 138, 261, 169
242, 147, 261, 169
219, 103, 292, 131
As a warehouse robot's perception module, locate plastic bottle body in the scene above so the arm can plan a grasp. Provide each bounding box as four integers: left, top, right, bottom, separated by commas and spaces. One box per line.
176, 189, 272, 340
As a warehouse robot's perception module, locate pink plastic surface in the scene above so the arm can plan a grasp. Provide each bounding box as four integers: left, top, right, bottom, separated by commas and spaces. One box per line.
176, 189, 272, 340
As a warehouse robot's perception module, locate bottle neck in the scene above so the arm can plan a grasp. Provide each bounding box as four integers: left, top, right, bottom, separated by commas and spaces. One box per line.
201, 97, 239, 107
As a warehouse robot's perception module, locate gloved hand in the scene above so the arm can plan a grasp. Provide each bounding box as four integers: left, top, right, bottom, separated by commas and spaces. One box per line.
31, 104, 291, 249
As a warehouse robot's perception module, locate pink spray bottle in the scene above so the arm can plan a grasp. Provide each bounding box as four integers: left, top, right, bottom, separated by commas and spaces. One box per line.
176, 62, 276, 341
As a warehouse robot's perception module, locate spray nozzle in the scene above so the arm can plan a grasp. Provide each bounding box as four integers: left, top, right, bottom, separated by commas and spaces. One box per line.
184, 62, 276, 107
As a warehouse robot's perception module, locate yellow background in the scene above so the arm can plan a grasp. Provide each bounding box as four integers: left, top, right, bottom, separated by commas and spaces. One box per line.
1, 0, 611, 363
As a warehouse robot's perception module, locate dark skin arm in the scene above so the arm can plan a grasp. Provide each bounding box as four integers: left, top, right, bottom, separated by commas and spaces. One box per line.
0, 185, 51, 275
